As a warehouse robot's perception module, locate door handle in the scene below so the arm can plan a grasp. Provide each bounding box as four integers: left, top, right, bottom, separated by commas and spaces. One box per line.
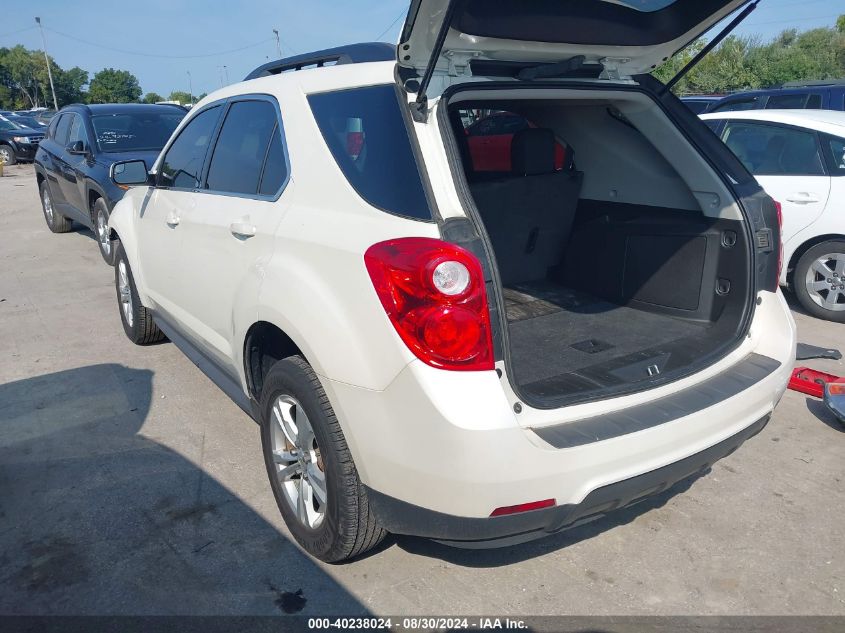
165, 212, 180, 227
229, 221, 256, 238
785, 192, 820, 204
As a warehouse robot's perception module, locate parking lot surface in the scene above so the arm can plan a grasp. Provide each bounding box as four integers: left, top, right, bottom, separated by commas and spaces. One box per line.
0, 163, 843, 615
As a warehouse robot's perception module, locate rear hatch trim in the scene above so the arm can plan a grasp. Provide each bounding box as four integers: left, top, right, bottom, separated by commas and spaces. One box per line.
531, 353, 780, 448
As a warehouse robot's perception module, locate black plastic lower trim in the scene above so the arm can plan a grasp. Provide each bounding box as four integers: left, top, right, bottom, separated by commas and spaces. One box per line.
365, 413, 770, 547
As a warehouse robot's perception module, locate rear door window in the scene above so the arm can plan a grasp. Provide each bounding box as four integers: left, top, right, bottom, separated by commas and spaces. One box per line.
721, 121, 825, 176
765, 93, 810, 109
54, 114, 72, 146
258, 128, 288, 196
711, 98, 758, 113
158, 105, 221, 189
308, 84, 430, 221
205, 100, 279, 196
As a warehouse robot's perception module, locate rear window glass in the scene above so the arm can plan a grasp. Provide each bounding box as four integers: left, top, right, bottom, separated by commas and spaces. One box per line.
722, 121, 825, 176
91, 111, 184, 152
711, 98, 759, 113
308, 85, 430, 221
765, 93, 809, 109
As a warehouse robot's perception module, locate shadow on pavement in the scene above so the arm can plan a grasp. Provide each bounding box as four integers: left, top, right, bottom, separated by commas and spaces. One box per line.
0, 364, 366, 615
395, 469, 706, 567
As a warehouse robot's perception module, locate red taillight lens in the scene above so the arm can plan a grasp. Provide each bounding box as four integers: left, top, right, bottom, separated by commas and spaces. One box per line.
490, 499, 556, 517
365, 237, 494, 371
774, 199, 784, 281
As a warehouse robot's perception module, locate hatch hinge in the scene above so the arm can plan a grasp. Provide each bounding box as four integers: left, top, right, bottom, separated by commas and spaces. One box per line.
599, 57, 632, 81
444, 50, 480, 77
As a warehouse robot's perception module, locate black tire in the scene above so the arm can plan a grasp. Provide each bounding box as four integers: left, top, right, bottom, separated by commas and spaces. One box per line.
260, 356, 386, 562
0, 144, 16, 166
93, 197, 116, 265
793, 240, 845, 323
114, 244, 166, 344
38, 180, 72, 233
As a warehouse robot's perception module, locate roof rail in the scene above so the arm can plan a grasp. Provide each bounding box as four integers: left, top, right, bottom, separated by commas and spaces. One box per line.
781, 78, 845, 88
244, 42, 394, 80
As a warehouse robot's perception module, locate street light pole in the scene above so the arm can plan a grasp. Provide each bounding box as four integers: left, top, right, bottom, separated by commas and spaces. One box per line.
34, 17, 59, 111
186, 70, 193, 106
273, 29, 282, 58
223, 65, 229, 84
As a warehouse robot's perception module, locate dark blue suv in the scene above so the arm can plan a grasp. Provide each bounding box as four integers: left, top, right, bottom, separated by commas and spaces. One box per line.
709, 80, 845, 114
34, 103, 186, 263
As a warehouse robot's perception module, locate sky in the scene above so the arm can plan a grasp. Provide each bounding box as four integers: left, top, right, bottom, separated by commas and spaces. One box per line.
0, 0, 842, 101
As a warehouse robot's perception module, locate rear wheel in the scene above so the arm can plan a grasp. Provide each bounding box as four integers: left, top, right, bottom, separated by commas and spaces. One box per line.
39, 180, 72, 233
259, 356, 386, 562
114, 244, 166, 344
0, 144, 16, 166
794, 240, 845, 323
93, 197, 115, 264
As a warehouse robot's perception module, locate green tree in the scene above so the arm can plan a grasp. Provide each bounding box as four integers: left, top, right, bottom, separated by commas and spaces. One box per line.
88, 68, 142, 103
837, 14, 845, 34
0, 45, 41, 108
167, 90, 193, 105
142, 92, 164, 103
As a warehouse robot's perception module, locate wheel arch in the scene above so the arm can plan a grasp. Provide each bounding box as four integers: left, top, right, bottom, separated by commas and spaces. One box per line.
243, 321, 306, 401
787, 233, 845, 287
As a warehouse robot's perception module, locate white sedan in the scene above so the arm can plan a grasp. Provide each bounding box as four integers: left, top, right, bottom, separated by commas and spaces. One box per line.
702, 110, 845, 321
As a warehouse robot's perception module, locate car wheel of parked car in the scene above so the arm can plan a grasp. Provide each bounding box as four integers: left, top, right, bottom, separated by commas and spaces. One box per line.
0, 144, 16, 165
93, 197, 115, 265
259, 356, 387, 562
794, 240, 845, 323
114, 244, 166, 344
39, 180, 72, 233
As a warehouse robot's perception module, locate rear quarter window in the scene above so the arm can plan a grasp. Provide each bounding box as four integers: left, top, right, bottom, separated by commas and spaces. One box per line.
307, 85, 431, 221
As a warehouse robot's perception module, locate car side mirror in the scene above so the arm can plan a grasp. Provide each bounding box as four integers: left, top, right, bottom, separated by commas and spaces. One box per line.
823, 381, 845, 427
111, 159, 151, 186
67, 140, 88, 155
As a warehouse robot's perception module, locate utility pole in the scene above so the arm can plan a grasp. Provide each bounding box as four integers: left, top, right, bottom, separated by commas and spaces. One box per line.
223, 65, 229, 85
273, 29, 283, 58
186, 70, 193, 106
217, 66, 224, 88
34, 17, 59, 111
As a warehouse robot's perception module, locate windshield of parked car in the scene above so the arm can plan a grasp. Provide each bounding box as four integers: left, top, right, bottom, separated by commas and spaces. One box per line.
0, 117, 25, 131
91, 111, 184, 152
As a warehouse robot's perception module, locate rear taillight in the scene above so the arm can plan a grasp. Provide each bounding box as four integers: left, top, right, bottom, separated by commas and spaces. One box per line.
365, 237, 494, 371
774, 199, 784, 282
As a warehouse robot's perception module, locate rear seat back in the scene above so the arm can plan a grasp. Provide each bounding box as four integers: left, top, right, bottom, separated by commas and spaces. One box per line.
470, 128, 583, 286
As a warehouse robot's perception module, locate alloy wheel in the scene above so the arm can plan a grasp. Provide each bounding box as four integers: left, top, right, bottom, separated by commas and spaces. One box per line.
270, 394, 327, 529
117, 259, 134, 327
0, 146, 11, 165
97, 207, 111, 257
42, 187, 54, 224
805, 253, 845, 312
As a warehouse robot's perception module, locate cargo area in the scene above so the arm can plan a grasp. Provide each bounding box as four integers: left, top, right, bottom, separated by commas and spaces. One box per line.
446, 91, 753, 406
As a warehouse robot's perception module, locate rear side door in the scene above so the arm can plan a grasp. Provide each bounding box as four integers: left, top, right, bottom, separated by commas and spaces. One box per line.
719, 119, 831, 248
139, 104, 223, 320
173, 97, 290, 370
56, 113, 92, 217
40, 113, 72, 207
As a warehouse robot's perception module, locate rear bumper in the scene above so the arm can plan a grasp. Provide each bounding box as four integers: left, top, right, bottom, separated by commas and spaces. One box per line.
366, 413, 770, 547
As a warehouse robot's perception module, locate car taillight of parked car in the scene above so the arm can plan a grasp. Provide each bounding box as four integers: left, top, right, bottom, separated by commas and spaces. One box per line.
365, 237, 494, 371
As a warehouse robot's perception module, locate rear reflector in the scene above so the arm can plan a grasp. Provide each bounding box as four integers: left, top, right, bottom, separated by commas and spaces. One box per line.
490, 498, 555, 517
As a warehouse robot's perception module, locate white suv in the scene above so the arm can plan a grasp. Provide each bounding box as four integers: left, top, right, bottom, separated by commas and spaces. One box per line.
108, 0, 796, 562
